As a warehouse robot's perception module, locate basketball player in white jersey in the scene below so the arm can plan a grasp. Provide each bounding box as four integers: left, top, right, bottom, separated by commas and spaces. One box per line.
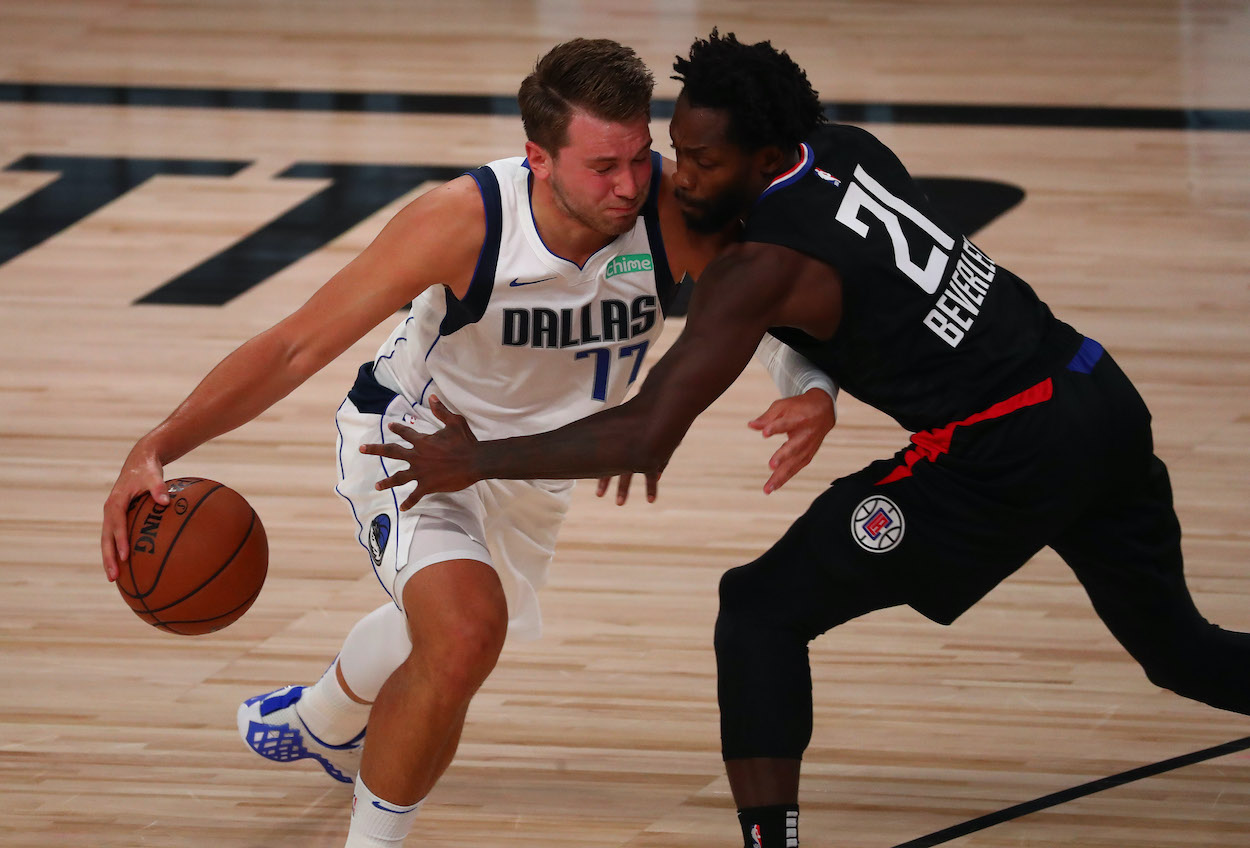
100, 39, 836, 847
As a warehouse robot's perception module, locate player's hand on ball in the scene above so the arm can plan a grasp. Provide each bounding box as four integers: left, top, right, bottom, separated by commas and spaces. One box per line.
748, 388, 836, 494
360, 395, 480, 509
595, 472, 660, 505
101, 439, 171, 582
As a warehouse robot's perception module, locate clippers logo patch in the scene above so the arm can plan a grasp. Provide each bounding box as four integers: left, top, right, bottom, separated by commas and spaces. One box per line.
368, 514, 391, 567
852, 495, 904, 553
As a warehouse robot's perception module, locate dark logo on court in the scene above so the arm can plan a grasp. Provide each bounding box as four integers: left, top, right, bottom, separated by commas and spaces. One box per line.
851, 495, 904, 553
368, 514, 391, 568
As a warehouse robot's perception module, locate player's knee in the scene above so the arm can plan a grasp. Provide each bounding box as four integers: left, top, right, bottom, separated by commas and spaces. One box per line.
718, 559, 766, 616
1132, 619, 1235, 704
715, 563, 754, 648
405, 610, 506, 700
1140, 653, 1206, 701
715, 558, 787, 656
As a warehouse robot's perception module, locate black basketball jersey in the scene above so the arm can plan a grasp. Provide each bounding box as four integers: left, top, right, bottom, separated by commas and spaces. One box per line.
745, 124, 1083, 433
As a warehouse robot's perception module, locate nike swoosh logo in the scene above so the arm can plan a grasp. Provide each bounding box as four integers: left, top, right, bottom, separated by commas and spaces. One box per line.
509, 276, 557, 287
372, 800, 410, 814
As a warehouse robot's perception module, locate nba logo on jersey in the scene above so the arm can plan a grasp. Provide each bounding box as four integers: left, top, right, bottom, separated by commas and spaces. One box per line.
814, 167, 840, 186
750, 823, 762, 848
852, 495, 904, 552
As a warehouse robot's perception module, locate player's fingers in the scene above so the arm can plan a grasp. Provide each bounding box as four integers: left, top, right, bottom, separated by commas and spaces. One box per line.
596, 476, 611, 497
747, 402, 783, 431
427, 394, 450, 423
110, 525, 130, 577
400, 484, 431, 511
645, 471, 659, 502
359, 442, 407, 461
386, 421, 424, 444
769, 435, 817, 472
374, 469, 413, 491
763, 466, 794, 494
150, 480, 170, 505
760, 410, 807, 439
764, 444, 817, 493
101, 525, 120, 581
615, 474, 632, 505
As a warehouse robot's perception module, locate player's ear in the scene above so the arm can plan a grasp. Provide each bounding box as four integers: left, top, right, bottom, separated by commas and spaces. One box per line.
755, 144, 788, 180
525, 140, 555, 180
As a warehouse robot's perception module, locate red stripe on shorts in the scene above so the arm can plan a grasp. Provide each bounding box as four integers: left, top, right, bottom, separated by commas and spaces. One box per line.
876, 378, 1054, 485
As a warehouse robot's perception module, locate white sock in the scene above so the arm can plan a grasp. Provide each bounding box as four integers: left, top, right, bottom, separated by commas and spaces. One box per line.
344, 773, 422, 847
295, 658, 371, 745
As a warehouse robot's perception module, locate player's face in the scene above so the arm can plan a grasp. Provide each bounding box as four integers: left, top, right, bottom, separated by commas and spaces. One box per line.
534, 110, 653, 237
669, 96, 761, 234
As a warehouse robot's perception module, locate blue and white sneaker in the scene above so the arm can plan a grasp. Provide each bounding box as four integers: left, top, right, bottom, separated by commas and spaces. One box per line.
237, 685, 365, 784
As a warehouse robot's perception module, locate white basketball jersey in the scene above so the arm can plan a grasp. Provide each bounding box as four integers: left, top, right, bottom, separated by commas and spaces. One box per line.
367, 153, 677, 439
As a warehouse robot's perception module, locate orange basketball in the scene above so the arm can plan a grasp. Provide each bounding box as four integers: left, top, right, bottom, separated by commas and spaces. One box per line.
117, 477, 268, 635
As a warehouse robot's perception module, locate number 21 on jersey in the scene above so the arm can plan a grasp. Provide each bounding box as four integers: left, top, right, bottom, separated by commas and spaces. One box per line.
834, 165, 955, 293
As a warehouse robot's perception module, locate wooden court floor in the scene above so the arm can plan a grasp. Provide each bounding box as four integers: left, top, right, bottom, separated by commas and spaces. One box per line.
2, 2, 1249, 846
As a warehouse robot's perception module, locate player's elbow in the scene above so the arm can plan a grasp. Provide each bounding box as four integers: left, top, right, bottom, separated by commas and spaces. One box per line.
282, 327, 339, 383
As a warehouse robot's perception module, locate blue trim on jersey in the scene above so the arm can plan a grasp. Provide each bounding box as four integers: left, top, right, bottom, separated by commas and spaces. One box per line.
440, 165, 503, 336
333, 405, 389, 600
524, 170, 621, 271
375, 315, 415, 369
335, 399, 351, 479
1066, 336, 1104, 373
756, 143, 814, 203
641, 150, 678, 314
375, 413, 406, 598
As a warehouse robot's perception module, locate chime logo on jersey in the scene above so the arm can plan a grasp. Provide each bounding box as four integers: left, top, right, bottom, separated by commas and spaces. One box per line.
851, 495, 904, 552
604, 252, 653, 278
368, 514, 391, 568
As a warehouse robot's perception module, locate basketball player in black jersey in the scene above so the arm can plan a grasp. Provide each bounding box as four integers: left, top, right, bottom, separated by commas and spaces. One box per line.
361, 31, 1250, 847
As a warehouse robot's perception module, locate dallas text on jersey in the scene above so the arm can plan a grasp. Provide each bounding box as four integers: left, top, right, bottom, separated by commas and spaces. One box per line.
501, 295, 658, 349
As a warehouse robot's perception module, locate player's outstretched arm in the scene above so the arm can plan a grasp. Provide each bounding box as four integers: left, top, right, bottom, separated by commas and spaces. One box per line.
361, 242, 843, 508
101, 177, 485, 580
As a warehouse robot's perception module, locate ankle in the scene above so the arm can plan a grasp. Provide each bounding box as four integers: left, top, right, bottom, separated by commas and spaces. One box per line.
297, 659, 371, 745
344, 773, 422, 847
738, 804, 799, 848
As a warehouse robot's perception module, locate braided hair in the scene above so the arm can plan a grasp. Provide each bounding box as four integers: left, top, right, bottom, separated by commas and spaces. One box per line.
672, 29, 825, 151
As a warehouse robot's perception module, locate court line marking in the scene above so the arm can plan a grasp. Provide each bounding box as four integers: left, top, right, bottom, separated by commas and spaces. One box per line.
893, 735, 1250, 847
2, 83, 1249, 131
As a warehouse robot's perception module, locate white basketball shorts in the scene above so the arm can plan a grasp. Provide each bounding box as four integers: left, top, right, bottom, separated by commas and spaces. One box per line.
334, 393, 573, 642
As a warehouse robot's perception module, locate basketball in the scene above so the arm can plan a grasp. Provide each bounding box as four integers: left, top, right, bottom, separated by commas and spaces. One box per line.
117, 477, 268, 635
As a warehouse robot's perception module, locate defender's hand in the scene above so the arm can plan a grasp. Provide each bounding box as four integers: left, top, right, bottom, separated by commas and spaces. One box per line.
359, 396, 480, 510
595, 472, 661, 505
101, 440, 170, 582
748, 388, 836, 494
